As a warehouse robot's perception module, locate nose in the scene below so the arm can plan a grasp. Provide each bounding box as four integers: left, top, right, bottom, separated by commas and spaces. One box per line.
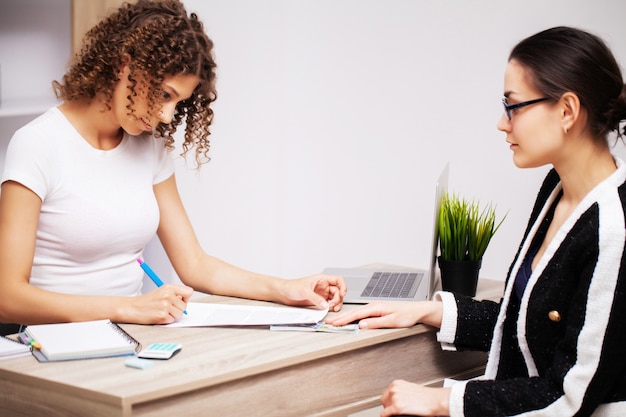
158, 103, 176, 124
497, 113, 511, 133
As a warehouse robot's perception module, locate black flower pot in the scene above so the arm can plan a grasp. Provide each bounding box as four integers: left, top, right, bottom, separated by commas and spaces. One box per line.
437, 257, 482, 297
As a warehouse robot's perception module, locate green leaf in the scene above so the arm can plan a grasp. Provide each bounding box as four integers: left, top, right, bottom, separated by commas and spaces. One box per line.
437, 192, 507, 262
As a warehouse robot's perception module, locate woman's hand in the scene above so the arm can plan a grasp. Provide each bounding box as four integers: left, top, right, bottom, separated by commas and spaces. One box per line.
121, 284, 194, 324
279, 274, 347, 312
325, 300, 442, 329
380, 380, 451, 417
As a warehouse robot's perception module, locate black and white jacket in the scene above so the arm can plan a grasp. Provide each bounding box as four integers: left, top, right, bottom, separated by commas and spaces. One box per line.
436, 158, 626, 417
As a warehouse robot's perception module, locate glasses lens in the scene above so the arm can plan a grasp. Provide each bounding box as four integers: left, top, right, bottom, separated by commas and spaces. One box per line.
502, 98, 511, 120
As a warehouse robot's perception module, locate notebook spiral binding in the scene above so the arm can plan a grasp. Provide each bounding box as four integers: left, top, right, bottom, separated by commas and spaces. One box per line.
109, 322, 142, 353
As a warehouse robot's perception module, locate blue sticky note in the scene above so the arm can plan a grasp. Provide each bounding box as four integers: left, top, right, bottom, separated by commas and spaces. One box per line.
125, 357, 154, 370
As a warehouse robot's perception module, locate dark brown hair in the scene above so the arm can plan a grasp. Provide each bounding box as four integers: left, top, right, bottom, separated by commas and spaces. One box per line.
510, 26, 626, 142
53, 0, 217, 166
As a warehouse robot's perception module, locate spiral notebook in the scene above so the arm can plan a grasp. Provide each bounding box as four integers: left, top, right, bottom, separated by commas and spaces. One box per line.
19, 320, 141, 362
0, 335, 31, 359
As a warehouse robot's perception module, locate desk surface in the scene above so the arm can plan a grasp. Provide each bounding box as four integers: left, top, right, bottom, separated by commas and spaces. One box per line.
0, 279, 502, 417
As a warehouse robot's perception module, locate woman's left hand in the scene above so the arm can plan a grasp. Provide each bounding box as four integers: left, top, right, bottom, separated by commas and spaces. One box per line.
280, 274, 347, 312
380, 380, 451, 417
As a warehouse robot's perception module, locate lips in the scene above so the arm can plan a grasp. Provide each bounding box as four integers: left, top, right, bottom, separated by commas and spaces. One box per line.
140, 118, 153, 131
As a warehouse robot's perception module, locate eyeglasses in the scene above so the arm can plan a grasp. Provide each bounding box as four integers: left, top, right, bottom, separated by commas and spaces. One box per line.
502, 97, 550, 120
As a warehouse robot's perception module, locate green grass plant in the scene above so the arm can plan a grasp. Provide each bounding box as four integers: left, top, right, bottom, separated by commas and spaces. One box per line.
438, 192, 506, 261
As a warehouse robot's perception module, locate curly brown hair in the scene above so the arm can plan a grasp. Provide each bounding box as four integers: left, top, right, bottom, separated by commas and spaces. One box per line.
53, 0, 217, 166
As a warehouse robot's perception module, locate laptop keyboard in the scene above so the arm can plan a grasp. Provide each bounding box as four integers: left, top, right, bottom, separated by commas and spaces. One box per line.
361, 272, 421, 298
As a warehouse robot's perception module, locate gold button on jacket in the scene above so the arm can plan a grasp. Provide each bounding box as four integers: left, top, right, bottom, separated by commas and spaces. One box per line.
548, 310, 561, 322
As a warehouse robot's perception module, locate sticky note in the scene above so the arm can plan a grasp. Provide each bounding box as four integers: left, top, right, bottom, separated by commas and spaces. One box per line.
124, 357, 154, 370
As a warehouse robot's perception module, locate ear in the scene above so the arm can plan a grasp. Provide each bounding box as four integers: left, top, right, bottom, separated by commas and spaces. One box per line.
118, 53, 132, 78
560, 92, 581, 134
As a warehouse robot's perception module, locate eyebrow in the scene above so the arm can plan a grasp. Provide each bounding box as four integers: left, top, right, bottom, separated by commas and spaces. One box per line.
163, 84, 181, 99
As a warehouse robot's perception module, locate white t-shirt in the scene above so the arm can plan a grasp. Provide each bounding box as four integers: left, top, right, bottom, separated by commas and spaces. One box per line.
1, 107, 175, 296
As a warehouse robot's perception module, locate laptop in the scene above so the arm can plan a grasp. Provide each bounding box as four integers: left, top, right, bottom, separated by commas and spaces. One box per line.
323, 163, 449, 303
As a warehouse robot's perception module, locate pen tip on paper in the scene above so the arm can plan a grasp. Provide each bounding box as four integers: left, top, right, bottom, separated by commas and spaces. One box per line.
137, 258, 143, 264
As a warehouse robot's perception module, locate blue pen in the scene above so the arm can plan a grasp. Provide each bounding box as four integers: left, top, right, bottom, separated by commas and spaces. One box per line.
137, 258, 187, 315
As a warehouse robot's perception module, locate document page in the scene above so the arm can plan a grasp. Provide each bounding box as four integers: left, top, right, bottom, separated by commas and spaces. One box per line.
163, 302, 329, 327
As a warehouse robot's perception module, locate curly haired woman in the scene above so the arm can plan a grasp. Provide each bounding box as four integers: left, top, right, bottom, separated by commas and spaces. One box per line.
0, 0, 345, 331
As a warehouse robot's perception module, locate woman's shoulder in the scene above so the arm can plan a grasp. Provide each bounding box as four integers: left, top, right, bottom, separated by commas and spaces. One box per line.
21, 107, 64, 127
11, 107, 68, 145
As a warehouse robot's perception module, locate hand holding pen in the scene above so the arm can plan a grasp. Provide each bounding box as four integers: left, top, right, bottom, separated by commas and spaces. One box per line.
137, 258, 188, 315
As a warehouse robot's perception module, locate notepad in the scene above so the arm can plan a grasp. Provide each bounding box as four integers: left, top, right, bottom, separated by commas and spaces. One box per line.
0, 335, 31, 359
19, 320, 141, 362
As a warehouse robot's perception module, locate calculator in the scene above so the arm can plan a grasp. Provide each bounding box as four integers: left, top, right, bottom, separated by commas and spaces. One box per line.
137, 343, 182, 360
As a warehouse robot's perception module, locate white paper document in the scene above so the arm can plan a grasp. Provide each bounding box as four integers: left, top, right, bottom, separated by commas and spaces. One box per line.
163, 302, 329, 327
270, 322, 360, 333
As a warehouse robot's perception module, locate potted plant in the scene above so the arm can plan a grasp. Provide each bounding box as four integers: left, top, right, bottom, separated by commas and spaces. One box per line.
437, 192, 506, 296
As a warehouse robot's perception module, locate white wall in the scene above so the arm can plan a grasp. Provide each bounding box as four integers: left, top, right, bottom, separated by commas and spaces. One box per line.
0, 0, 70, 169
156, 0, 626, 284
0, 0, 69, 104
2, 1, 626, 286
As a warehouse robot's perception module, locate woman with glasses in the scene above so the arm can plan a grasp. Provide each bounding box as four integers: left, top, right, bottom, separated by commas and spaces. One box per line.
328, 26, 626, 417
0, 0, 346, 333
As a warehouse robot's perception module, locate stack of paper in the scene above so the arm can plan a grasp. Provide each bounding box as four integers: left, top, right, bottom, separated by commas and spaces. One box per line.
270, 322, 360, 333
164, 302, 329, 327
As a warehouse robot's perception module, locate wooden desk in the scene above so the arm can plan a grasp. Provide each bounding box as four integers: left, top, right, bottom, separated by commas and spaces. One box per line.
0, 280, 502, 417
